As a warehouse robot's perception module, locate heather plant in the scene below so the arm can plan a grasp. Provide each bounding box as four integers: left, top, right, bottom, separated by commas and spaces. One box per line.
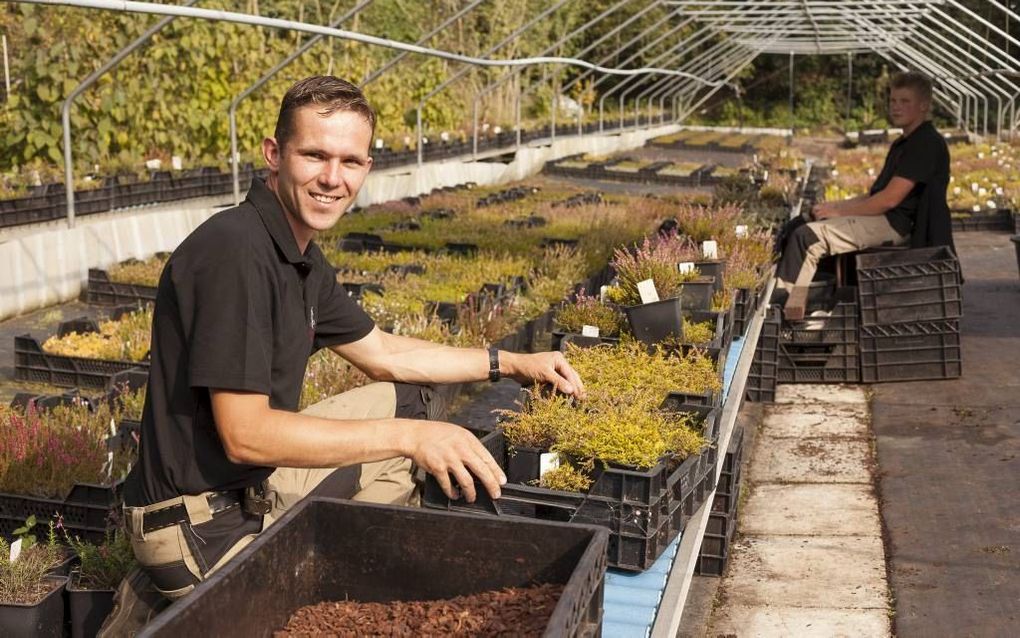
609, 237, 701, 307
107, 255, 168, 287
43, 306, 152, 362
0, 401, 133, 498
0, 535, 64, 605
681, 319, 716, 345
64, 527, 136, 591
539, 463, 592, 493
673, 203, 744, 243
554, 290, 624, 337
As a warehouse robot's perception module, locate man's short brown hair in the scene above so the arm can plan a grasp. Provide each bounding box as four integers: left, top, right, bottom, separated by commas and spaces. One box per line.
273, 76, 376, 148
890, 71, 933, 102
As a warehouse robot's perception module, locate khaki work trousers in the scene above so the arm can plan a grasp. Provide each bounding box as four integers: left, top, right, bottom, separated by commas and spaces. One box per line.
124, 382, 416, 600
776, 214, 909, 312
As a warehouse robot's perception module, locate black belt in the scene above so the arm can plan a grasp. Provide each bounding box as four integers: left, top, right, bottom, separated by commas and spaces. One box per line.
134, 491, 243, 535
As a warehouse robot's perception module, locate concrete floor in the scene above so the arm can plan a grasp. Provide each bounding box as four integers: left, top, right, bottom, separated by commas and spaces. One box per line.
871, 231, 1020, 637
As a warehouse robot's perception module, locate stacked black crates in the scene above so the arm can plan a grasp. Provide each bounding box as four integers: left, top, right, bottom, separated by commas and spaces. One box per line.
745, 306, 781, 402
855, 247, 963, 382
777, 287, 861, 383
696, 425, 745, 576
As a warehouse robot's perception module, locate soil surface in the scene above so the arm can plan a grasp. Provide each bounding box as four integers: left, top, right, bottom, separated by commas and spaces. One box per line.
274, 583, 564, 637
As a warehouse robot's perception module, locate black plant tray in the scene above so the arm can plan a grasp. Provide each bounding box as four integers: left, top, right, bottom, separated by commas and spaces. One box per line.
139, 498, 608, 638
0, 480, 124, 544
778, 341, 860, 384
83, 268, 158, 306
15, 335, 150, 391
781, 287, 859, 345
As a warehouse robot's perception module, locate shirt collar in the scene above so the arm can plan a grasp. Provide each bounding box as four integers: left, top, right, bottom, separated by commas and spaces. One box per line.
894, 120, 933, 146
247, 177, 310, 266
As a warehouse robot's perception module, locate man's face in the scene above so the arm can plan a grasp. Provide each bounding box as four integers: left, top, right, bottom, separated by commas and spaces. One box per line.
888, 86, 929, 128
263, 106, 373, 241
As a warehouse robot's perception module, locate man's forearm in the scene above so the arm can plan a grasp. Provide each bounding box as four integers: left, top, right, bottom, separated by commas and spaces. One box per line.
220, 410, 418, 468
834, 193, 891, 216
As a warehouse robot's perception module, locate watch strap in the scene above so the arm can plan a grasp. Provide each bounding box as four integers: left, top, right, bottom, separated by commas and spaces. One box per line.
488, 347, 501, 382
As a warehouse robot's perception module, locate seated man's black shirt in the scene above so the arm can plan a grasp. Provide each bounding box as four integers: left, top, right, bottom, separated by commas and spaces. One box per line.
123, 177, 375, 509
869, 120, 951, 237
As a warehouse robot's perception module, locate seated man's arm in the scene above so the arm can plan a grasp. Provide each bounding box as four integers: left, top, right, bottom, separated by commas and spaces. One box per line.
815, 176, 915, 219
331, 326, 585, 398
211, 389, 505, 502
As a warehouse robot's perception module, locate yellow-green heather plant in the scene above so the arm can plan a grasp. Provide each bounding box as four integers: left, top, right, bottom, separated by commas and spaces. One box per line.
539, 462, 593, 492
42, 307, 152, 362
554, 290, 624, 336
107, 255, 168, 287
680, 319, 715, 345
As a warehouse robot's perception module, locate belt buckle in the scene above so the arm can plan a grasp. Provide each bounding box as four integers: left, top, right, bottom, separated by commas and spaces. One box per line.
243, 484, 273, 516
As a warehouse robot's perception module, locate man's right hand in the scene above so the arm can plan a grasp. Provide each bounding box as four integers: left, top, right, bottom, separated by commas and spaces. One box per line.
403, 421, 506, 503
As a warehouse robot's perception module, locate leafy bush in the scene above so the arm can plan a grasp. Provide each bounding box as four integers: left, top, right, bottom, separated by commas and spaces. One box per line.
64, 528, 136, 591
554, 290, 624, 336
0, 522, 64, 605
539, 462, 592, 492
42, 307, 152, 362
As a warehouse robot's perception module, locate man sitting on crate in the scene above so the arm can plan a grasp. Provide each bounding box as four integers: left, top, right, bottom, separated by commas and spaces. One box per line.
775, 71, 955, 321
102, 76, 586, 632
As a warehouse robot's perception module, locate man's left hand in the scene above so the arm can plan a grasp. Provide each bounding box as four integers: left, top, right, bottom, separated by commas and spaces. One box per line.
813, 202, 840, 220
503, 351, 586, 400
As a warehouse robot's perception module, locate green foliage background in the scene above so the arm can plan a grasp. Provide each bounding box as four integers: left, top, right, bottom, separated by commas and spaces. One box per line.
0, 0, 999, 175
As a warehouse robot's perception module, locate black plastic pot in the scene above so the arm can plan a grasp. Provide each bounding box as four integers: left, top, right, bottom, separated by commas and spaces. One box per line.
0, 576, 67, 637
1012, 236, 1020, 280
67, 573, 116, 638
679, 278, 715, 311
506, 445, 544, 483
624, 296, 684, 345
695, 260, 726, 293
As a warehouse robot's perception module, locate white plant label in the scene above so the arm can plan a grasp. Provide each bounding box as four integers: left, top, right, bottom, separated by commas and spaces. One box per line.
702, 240, 718, 260
144, 158, 161, 171
110, 417, 117, 437
171, 156, 183, 171
375, 138, 384, 149
678, 262, 696, 275
599, 285, 609, 302
9, 539, 21, 563
539, 453, 561, 477
637, 279, 659, 304
735, 224, 749, 238
581, 324, 601, 338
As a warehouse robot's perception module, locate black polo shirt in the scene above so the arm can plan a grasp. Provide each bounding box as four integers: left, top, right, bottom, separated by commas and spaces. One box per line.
123, 178, 375, 508
869, 120, 951, 236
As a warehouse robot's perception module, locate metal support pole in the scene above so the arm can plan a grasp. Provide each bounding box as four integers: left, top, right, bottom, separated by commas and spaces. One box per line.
2, 34, 9, 99
846, 52, 853, 128
231, 0, 374, 205
788, 51, 795, 137
61, 0, 197, 228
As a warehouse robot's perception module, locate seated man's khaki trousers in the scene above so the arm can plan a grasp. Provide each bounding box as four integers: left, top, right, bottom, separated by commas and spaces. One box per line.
776, 214, 908, 317
124, 382, 417, 600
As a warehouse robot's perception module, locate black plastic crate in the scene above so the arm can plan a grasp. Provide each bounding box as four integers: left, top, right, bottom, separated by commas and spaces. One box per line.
782, 288, 859, 345
746, 306, 781, 402
856, 247, 963, 325
140, 498, 608, 637
950, 209, 1013, 232
860, 320, 962, 382
700, 515, 737, 556
778, 341, 860, 383
0, 481, 124, 544
14, 335, 150, 391
84, 268, 158, 306
694, 548, 730, 576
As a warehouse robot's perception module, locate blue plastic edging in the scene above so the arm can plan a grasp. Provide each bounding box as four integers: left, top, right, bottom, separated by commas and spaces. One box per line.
601, 337, 746, 637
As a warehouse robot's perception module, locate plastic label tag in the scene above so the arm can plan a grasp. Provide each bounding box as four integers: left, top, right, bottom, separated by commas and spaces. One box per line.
637, 279, 660, 304
9, 539, 21, 563
735, 224, 748, 238
581, 325, 600, 338
375, 138, 384, 149
110, 418, 117, 438
171, 156, 183, 171
540, 453, 561, 477
678, 262, 696, 275
702, 240, 718, 260
599, 285, 609, 302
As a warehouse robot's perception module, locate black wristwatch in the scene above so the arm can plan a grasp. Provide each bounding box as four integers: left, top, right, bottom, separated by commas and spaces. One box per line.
488, 347, 501, 382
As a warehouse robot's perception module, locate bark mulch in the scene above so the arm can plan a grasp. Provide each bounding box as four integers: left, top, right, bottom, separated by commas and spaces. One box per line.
275, 583, 565, 637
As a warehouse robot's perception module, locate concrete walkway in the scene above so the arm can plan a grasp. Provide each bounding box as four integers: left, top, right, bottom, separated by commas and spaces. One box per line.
706, 384, 892, 636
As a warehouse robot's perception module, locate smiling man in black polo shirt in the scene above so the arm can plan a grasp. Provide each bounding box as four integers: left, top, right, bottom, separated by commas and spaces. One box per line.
112, 76, 587, 615
775, 71, 953, 320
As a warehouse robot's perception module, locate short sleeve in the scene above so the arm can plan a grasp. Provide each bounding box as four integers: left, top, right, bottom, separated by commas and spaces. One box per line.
174, 248, 274, 394
313, 268, 375, 350
894, 135, 936, 184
